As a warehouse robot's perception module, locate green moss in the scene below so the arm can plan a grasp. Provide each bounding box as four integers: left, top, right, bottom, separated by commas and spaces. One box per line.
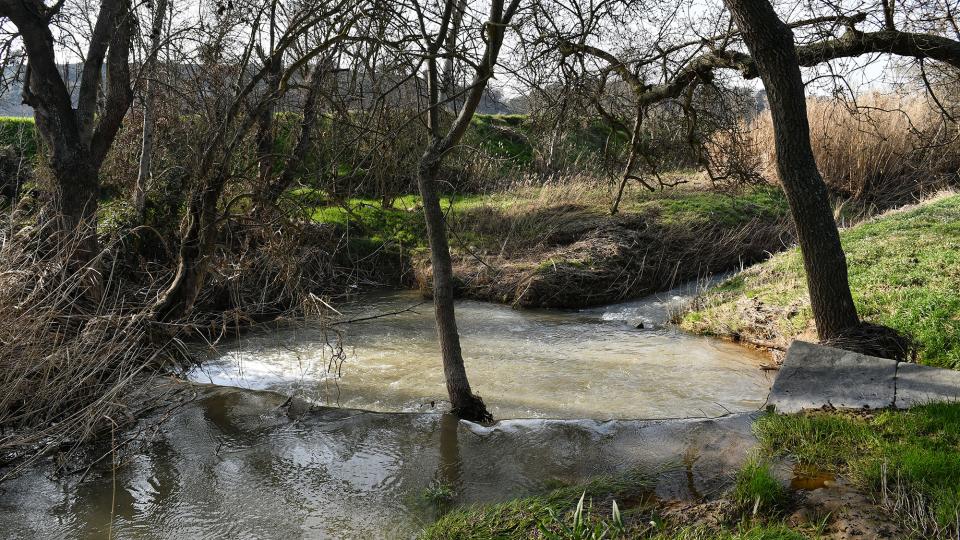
683, 194, 960, 369
755, 403, 960, 529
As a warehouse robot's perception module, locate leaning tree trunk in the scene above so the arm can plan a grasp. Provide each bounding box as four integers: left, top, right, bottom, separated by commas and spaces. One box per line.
151, 176, 223, 322
414, 0, 518, 422
723, 0, 860, 339
416, 153, 492, 422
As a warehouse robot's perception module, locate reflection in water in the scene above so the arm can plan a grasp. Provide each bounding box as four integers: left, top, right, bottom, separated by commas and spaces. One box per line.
190, 287, 772, 419
0, 286, 774, 538
0, 387, 760, 539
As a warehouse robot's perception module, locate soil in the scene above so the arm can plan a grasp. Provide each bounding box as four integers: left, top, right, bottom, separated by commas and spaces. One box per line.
417, 208, 793, 309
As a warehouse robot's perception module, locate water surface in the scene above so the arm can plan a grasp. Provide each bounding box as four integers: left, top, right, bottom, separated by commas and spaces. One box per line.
189, 286, 771, 419
1, 286, 773, 539
0, 387, 759, 539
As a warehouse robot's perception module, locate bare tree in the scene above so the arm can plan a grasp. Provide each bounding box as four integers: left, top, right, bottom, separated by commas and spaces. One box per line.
722, 0, 860, 339
0, 0, 135, 261
413, 0, 522, 421
152, 0, 366, 320
539, 0, 960, 344
132, 0, 171, 223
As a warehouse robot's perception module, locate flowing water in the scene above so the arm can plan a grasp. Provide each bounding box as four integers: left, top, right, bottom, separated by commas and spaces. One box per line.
189, 286, 772, 419
0, 285, 773, 539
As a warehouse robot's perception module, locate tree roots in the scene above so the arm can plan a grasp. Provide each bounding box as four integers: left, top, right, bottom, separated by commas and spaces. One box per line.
822, 322, 916, 362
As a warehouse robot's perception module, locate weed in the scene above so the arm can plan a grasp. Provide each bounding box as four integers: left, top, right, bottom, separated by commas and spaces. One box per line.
732, 458, 790, 515
537, 491, 626, 540
423, 481, 456, 507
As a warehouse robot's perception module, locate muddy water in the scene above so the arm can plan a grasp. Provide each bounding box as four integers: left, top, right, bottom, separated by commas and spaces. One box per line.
190, 287, 772, 419
0, 387, 759, 539
0, 287, 772, 538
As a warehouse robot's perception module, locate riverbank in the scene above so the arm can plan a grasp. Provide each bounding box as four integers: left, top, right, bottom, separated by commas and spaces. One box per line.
680, 192, 960, 369
311, 181, 792, 308
423, 343, 960, 539
422, 405, 960, 539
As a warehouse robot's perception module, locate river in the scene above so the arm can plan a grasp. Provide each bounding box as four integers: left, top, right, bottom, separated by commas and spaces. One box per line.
0, 284, 772, 539
189, 286, 771, 419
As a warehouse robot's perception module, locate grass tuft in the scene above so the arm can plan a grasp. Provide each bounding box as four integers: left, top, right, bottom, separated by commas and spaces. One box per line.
420, 472, 651, 540
732, 458, 789, 515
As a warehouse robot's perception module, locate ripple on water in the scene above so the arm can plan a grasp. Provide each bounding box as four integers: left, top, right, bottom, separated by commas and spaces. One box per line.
188, 287, 772, 420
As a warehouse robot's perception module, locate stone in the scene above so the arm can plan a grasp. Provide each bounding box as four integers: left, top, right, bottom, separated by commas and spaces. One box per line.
766, 341, 897, 413
895, 362, 960, 409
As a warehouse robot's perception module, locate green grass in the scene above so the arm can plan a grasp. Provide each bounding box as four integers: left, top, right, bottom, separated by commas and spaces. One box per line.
467, 114, 535, 167
421, 468, 819, 539
755, 403, 960, 530
303, 185, 788, 257
421, 472, 651, 540
305, 194, 494, 247
732, 458, 789, 514
630, 186, 787, 227
682, 194, 960, 369
650, 524, 810, 540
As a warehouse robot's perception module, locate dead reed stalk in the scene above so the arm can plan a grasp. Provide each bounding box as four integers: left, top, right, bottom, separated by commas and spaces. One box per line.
746, 94, 960, 214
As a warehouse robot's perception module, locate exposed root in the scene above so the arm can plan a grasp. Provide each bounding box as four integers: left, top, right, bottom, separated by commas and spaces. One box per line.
823, 322, 916, 362
452, 393, 493, 423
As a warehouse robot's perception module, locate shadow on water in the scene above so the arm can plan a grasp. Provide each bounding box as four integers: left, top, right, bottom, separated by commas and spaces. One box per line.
0, 386, 762, 539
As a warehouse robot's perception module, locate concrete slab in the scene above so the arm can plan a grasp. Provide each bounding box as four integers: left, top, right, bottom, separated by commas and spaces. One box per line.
766, 341, 897, 413
895, 362, 960, 408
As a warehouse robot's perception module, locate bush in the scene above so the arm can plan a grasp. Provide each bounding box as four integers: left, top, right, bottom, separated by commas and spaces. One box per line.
0, 117, 38, 159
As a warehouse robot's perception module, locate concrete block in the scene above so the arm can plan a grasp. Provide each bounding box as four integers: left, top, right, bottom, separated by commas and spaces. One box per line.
766, 341, 897, 413
895, 362, 960, 409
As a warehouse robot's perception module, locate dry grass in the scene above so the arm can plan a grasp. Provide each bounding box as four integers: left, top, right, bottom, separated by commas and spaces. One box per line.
0, 213, 356, 480
0, 222, 185, 480
745, 94, 960, 216
424, 177, 792, 308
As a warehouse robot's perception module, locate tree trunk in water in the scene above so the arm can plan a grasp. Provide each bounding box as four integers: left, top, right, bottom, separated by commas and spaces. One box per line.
133, 0, 169, 223
723, 0, 860, 339
416, 154, 492, 422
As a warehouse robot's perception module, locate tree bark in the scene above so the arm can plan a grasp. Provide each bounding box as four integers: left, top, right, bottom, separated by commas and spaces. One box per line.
133, 0, 169, 223
259, 62, 327, 211
417, 154, 490, 421
152, 174, 224, 321
414, 0, 521, 421
723, 0, 860, 339
1, 0, 134, 262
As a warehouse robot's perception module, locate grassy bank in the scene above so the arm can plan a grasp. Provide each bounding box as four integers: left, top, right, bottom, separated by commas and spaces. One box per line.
681, 193, 960, 368
420, 470, 814, 540
422, 404, 960, 539
305, 182, 791, 308
756, 403, 960, 536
